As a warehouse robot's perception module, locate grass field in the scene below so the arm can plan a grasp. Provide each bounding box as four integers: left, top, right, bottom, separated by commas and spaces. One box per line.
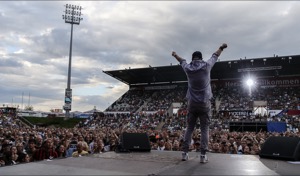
23, 116, 85, 128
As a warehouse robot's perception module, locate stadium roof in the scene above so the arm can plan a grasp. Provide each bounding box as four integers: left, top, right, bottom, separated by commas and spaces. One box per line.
103, 55, 300, 86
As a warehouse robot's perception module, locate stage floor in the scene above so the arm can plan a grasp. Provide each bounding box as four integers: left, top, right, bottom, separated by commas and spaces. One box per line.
1, 150, 299, 175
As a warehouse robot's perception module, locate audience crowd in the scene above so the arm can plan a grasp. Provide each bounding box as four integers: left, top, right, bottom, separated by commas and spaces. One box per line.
0, 85, 299, 167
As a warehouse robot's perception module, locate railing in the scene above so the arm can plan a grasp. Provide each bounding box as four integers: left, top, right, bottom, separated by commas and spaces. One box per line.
17, 116, 35, 128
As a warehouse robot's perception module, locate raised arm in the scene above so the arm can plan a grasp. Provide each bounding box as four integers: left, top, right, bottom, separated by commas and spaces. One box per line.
172, 51, 185, 63
214, 43, 228, 57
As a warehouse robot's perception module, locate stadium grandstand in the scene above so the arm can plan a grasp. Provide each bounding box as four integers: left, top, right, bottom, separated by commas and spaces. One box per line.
102, 54, 300, 132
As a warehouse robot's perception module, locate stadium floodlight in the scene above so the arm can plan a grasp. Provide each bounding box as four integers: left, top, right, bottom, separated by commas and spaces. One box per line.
244, 77, 255, 97
62, 4, 83, 25
289, 57, 292, 63
62, 4, 83, 119
246, 78, 254, 87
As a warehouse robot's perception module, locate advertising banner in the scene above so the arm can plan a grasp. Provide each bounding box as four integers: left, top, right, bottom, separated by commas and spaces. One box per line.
64, 89, 72, 110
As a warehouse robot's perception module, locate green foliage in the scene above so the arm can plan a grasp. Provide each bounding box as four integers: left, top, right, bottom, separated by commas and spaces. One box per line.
24, 105, 34, 111
24, 117, 84, 128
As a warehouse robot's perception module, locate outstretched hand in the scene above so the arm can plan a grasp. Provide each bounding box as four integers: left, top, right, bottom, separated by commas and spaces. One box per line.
221, 43, 228, 49
172, 51, 177, 57
172, 51, 184, 62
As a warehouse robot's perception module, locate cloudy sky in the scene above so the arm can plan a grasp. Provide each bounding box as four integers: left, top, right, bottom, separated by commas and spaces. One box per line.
0, 1, 299, 112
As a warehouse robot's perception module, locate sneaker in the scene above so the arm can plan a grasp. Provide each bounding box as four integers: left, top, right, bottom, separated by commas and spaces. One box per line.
182, 152, 189, 161
200, 154, 208, 163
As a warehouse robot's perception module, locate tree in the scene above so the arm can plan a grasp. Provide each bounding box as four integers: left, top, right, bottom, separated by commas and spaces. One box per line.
25, 105, 34, 111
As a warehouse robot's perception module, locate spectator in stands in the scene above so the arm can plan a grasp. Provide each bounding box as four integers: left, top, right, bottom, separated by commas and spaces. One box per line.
157, 140, 166, 151
10, 146, 19, 165
237, 140, 247, 154
243, 145, 251, 155
53, 137, 61, 150
33, 138, 58, 161
109, 139, 117, 152
172, 140, 180, 151
1, 142, 12, 165
16, 142, 26, 163
66, 138, 77, 157
25, 139, 36, 161
56, 144, 67, 158
78, 135, 89, 153
85, 134, 93, 147
164, 141, 173, 151
151, 142, 158, 150
72, 141, 89, 157
228, 144, 238, 154
92, 139, 105, 154
172, 43, 228, 163
227, 137, 238, 154
35, 135, 43, 149
22, 154, 31, 163
2, 145, 18, 165
0, 158, 5, 166
15, 134, 25, 146
28, 133, 35, 140
211, 142, 221, 153
250, 143, 260, 155
220, 141, 230, 154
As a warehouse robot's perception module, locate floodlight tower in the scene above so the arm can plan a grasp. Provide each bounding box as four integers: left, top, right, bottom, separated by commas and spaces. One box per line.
62, 4, 83, 118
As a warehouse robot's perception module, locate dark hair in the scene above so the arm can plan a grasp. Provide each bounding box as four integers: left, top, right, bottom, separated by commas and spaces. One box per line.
192, 51, 202, 60
28, 139, 36, 144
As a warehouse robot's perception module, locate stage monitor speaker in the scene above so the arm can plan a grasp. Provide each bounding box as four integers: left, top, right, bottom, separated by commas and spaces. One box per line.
118, 132, 151, 152
259, 136, 300, 161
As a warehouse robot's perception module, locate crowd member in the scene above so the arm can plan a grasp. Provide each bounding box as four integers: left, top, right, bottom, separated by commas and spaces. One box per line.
237, 140, 247, 154
0, 158, 5, 166
66, 137, 77, 157
78, 135, 89, 153
53, 137, 61, 150
25, 139, 36, 160
8, 146, 19, 165
250, 143, 260, 155
164, 141, 173, 151
172, 140, 180, 151
33, 138, 58, 161
72, 141, 89, 157
171, 43, 228, 163
228, 139, 238, 154
211, 142, 221, 153
151, 142, 158, 150
16, 142, 26, 163
22, 154, 31, 163
91, 139, 105, 154
56, 144, 67, 158
243, 146, 251, 155
157, 140, 166, 151
35, 135, 43, 149
219, 141, 230, 154
1, 141, 12, 166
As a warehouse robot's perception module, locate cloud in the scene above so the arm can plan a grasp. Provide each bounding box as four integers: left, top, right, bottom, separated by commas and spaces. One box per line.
106, 85, 115, 89
0, 1, 299, 112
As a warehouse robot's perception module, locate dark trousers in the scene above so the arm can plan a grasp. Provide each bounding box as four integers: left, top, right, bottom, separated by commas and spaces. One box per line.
182, 101, 211, 155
